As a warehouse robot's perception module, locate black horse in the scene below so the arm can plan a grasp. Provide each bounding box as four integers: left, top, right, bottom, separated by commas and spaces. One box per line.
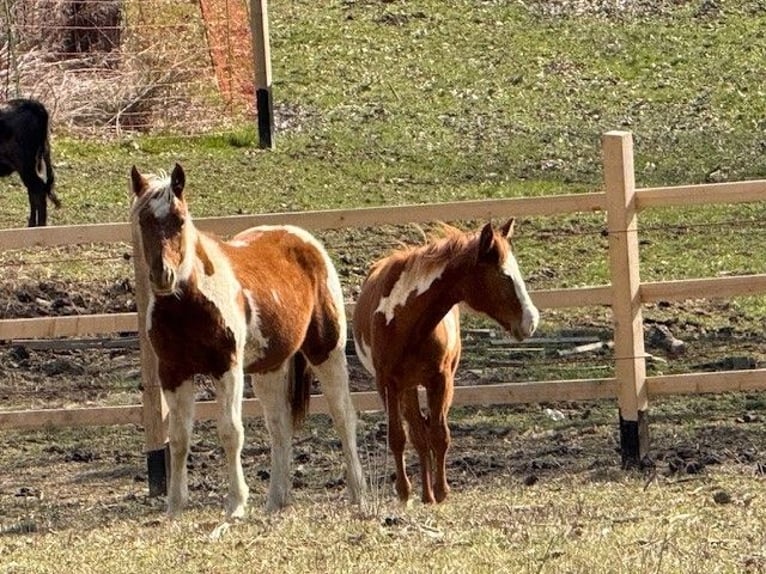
0, 99, 60, 226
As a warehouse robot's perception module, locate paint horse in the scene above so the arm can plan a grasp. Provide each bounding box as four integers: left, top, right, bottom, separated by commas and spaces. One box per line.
353, 220, 539, 504
130, 164, 365, 518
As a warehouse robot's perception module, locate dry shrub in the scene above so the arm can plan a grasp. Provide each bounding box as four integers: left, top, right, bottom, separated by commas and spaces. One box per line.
1, 0, 231, 135
11, 0, 122, 62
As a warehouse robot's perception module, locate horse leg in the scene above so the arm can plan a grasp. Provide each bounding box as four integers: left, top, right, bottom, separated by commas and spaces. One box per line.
19, 169, 47, 227
428, 372, 454, 503
309, 347, 365, 507
252, 364, 293, 512
384, 383, 411, 503
401, 387, 435, 504
165, 379, 195, 518
215, 366, 249, 519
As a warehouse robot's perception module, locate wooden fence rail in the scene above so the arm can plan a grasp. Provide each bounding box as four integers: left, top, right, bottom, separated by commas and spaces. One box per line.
1, 131, 766, 492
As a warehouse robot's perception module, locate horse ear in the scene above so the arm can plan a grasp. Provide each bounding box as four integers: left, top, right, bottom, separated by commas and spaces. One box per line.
130, 166, 146, 197
170, 163, 185, 198
500, 218, 515, 240
477, 222, 497, 262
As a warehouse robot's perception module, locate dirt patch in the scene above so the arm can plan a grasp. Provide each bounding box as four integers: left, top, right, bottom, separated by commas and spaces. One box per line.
0, 278, 135, 320
1, 274, 765, 533
521, 0, 717, 19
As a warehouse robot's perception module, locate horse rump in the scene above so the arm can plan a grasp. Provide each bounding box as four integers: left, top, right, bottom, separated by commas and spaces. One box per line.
0, 98, 59, 226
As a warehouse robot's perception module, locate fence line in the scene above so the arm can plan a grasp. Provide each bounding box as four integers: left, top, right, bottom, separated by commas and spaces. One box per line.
0, 378, 619, 431
1, 132, 766, 473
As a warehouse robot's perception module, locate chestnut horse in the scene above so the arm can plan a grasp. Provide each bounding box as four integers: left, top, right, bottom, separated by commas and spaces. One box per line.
352, 220, 539, 504
130, 164, 364, 518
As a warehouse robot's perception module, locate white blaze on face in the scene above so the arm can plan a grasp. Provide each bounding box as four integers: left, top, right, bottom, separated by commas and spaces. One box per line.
143, 173, 175, 219
375, 263, 447, 324
149, 194, 172, 219
501, 251, 540, 337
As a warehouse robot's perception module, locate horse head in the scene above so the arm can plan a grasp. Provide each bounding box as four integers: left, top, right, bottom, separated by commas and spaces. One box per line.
130, 163, 192, 296
466, 219, 540, 341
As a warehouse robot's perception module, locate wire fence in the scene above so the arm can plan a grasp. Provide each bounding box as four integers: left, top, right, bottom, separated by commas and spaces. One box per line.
0, 0, 255, 136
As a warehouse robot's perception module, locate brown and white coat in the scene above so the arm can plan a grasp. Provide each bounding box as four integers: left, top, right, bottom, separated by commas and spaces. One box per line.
131, 164, 364, 518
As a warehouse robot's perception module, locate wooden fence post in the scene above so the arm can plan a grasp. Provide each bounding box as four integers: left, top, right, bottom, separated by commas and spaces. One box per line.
603, 130, 649, 468
249, 0, 274, 149
131, 223, 169, 496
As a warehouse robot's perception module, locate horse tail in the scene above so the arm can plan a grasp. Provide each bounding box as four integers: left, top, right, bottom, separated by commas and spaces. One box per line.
289, 351, 312, 430
35, 107, 60, 209
41, 136, 60, 208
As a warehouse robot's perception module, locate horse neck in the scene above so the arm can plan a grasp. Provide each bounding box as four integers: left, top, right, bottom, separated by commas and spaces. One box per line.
395, 244, 474, 338
177, 219, 205, 285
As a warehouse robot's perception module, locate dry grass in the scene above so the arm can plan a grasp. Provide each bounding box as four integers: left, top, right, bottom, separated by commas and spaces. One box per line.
1, 466, 764, 573
1, 0, 235, 135
1, 398, 764, 573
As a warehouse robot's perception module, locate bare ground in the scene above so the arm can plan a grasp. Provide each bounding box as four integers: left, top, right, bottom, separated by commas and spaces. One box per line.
1, 277, 765, 536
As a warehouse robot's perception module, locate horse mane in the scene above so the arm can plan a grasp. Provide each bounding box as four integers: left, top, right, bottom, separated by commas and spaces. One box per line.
375, 223, 481, 280
130, 170, 175, 218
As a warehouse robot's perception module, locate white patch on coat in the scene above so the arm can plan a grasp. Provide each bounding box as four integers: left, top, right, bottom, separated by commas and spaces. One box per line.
375, 263, 446, 324
501, 251, 540, 337
238, 224, 347, 348
242, 289, 269, 361
442, 305, 460, 354
146, 294, 155, 332
35, 153, 48, 182
354, 337, 375, 377
190, 233, 249, 353
176, 216, 199, 284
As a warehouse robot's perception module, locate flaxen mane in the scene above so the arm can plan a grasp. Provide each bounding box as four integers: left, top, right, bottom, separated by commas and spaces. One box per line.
374, 223, 509, 280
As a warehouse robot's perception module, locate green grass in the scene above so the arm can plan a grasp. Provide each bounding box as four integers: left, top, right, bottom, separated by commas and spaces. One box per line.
2, 2, 765, 223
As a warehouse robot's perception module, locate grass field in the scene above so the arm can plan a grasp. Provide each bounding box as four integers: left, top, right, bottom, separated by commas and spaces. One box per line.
1, 1, 766, 572
1, 395, 765, 573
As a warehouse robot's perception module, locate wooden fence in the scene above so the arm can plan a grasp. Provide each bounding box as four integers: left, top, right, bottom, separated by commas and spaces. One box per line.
1, 131, 766, 493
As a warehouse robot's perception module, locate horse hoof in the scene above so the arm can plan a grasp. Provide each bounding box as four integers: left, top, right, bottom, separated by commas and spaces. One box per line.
265, 502, 288, 514
435, 486, 450, 503
225, 497, 248, 520
265, 494, 291, 513
226, 505, 247, 520
167, 496, 188, 519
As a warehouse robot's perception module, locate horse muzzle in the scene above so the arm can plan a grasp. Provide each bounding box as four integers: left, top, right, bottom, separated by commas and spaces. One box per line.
510, 305, 540, 341
149, 265, 177, 296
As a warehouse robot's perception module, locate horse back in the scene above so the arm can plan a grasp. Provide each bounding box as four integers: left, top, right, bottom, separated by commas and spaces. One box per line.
353, 256, 461, 381
224, 225, 345, 369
